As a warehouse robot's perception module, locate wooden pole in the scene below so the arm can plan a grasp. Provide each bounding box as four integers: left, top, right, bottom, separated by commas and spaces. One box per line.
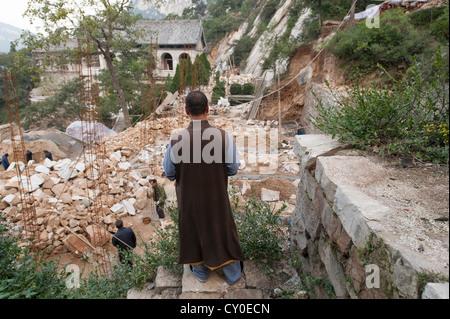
277, 67, 282, 144
350, 0, 357, 21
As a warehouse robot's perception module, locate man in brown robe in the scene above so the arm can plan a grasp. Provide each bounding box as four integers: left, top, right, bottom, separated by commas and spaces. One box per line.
163, 90, 245, 285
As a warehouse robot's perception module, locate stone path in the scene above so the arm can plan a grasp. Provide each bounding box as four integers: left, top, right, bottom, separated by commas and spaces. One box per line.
127, 260, 301, 300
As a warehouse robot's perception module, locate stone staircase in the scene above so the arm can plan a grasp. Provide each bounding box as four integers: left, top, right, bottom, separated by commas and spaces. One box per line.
127, 260, 301, 300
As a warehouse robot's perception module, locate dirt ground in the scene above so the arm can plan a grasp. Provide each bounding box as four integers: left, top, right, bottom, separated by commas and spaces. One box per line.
49, 212, 160, 277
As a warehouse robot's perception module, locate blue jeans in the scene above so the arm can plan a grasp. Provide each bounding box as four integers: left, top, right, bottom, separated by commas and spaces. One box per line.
192, 261, 242, 285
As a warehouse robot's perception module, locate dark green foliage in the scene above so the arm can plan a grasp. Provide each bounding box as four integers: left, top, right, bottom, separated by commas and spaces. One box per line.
329, 10, 431, 73
0, 215, 68, 299
430, 6, 449, 42
230, 187, 287, 265
20, 78, 80, 130
231, 36, 258, 69
312, 48, 449, 163
242, 82, 255, 95
0, 49, 37, 125
98, 45, 151, 125
169, 53, 211, 93
230, 83, 242, 95
212, 76, 226, 105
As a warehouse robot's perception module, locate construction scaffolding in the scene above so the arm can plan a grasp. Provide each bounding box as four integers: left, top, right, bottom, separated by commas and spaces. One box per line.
77, 38, 110, 274
140, 37, 158, 148
2, 70, 40, 244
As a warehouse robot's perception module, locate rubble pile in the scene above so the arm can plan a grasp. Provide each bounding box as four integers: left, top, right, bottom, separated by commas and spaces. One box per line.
0, 117, 180, 255
0, 115, 300, 258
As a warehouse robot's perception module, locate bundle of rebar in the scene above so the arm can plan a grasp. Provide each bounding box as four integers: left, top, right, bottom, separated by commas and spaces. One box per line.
2, 70, 40, 244
77, 38, 110, 274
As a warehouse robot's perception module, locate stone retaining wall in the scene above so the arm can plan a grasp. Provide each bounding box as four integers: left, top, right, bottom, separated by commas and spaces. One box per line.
290, 134, 449, 299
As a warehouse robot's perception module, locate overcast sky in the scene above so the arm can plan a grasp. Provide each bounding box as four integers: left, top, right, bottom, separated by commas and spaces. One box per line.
0, 0, 39, 32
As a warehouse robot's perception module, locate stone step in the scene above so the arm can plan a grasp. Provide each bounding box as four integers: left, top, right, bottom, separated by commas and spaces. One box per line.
179, 264, 247, 299
127, 260, 300, 299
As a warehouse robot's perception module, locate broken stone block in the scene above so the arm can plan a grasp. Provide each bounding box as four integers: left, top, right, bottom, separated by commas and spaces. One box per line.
63, 233, 93, 258
110, 203, 124, 214
422, 283, 449, 299
261, 188, 280, 202
60, 193, 72, 204
85, 224, 110, 247
118, 162, 131, 171
35, 165, 50, 175
155, 266, 182, 294
122, 200, 136, 216
2, 194, 17, 206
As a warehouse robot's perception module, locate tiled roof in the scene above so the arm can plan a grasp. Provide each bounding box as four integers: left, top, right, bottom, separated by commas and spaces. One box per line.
137, 19, 205, 46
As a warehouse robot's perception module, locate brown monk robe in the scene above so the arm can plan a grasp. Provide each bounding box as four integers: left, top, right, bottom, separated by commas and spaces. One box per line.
163, 91, 245, 270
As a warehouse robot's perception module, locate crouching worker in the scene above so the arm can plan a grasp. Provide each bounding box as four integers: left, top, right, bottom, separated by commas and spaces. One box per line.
112, 220, 137, 267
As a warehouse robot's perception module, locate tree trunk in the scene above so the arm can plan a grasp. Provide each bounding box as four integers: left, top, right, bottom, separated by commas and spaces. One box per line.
103, 52, 132, 128
318, 0, 323, 29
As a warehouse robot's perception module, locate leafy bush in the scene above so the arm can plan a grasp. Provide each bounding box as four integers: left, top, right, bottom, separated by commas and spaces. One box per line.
230, 83, 242, 95
231, 35, 258, 68
211, 79, 226, 104
0, 215, 68, 298
329, 10, 431, 72
230, 187, 287, 265
243, 82, 255, 95
311, 48, 449, 163
430, 6, 449, 42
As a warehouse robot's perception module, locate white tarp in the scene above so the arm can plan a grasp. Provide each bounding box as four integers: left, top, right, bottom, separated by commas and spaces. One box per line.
345, 0, 429, 21
345, 4, 382, 20
66, 121, 117, 143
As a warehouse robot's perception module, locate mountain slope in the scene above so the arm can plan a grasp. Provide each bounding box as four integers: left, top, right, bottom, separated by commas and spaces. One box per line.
0, 22, 22, 53
133, 0, 193, 19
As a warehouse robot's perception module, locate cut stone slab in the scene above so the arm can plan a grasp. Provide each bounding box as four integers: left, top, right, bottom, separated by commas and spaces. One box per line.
261, 188, 280, 202
35, 165, 50, 175
118, 162, 131, 171
293, 134, 351, 171
181, 265, 245, 295
85, 224, 111, 247
110, 203, 124, 214
155, 266, 182, 294
63, 233, 93, 258
224, 289, 264, 299
178, 292, 222, 299
127, 282, 155, 299
333, 185, 391, 250
422, 283, 449, 299
122, 200, 136, 216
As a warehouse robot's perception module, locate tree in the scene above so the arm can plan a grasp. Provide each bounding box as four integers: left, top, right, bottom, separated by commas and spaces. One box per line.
22, 0, 160, 128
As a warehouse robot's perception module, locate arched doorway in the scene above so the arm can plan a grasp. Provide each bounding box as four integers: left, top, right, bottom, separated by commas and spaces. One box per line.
162, 53, 173, 70
179, 53, 190, 62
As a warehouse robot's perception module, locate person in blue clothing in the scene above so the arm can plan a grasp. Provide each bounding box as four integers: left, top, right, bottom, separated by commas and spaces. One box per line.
2, 153, 10, 170
43, 150, 53, 161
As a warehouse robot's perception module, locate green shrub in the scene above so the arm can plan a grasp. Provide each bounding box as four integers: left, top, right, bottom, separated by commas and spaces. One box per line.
311, 48, 449, 163
230, 83, 242, 95
242, 82, 255, 95
232, 36, 258, 68
212, 79, 226, 104
329, 10, 431, 72
230, 187, 287, 265
431, 6, 449, 42
0, 215, 68, 299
